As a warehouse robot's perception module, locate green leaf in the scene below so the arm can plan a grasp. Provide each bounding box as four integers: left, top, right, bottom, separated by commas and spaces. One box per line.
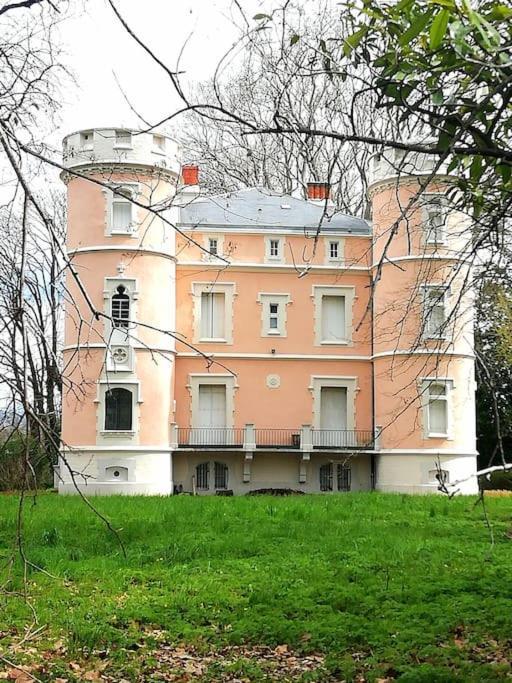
398, 10, 433, 47
343, 26, 369, 56
432, 89, 444, 105
253, 13, 270, 20
395, 0, 415, 10
290, 34, 300, 46
497, 164, 512, 184
430, 9, 450, 50
470, 156, 483, 182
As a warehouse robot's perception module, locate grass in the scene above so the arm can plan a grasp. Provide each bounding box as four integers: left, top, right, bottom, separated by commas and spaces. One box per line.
0, 492, 511, 681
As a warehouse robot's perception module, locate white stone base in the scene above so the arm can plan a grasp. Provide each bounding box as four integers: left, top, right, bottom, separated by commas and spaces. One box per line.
58, 448, 173, 496
375, 453, 479, 495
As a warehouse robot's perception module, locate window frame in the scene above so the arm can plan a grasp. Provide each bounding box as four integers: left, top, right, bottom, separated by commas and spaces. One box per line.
96, 380, 142, 441
200, 290, 226, 341
103, 183, 140, 236
111, 285, 130, 329
113, 129, 133, 150
420, 378, 453, 439
188, 374, 237, 431
80, 130, 93, 151
422, 194, 448, 246
257, 292, 291, 337
422, 285, 448, 340
152, 134, 166, 155
312, 285, 355, 346
325, 238, 344, 264
264, 236, 285, 263
104, 387, 133, 431
192, 282, 236, 344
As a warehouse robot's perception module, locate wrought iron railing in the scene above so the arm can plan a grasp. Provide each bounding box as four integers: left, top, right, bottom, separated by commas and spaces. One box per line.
312, 429, 374, 450
177, 427, 244, 448
255, 429, 301, 449
174, 426, 376, 450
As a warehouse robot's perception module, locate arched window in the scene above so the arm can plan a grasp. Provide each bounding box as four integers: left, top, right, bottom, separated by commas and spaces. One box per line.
111, 285, 130, 328
214, 462, 228, 490
105, 388, 132, 431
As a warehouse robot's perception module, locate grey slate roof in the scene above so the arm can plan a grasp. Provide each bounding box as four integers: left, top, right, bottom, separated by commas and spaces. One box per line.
179, 187, 370, 235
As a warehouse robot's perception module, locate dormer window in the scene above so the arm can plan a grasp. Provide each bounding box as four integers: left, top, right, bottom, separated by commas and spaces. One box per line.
114, 130, 132, 149
112, 285, 130, 328
265, 236, 284, 262
208, 238, 218, 256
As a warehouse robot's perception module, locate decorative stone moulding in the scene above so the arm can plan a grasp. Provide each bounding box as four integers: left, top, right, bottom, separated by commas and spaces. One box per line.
266, 374, 281, 389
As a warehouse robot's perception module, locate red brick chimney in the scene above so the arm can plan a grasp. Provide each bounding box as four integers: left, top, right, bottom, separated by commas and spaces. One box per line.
182, 164, 199, 185
307, 182, 330, 201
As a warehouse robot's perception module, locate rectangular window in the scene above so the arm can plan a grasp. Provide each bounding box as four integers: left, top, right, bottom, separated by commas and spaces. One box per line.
319, 463, 333, 492
427, 383, 448, 435
270, 239, 280, 257
208, 238, 218, 255
115, 130, 132, 148
80, 131, 93, 150
214, 462, 228, 489
321, 295, 346, 342
424, 287, 446, 338
200, 292, 225, 339
269, 303, 279, 331
153, 134, 165, 152
426, 203, 446, 244
329, 241, 339, 259
196, 462, 209, 490
337, 464, 351, 492
112, 201, 132, 232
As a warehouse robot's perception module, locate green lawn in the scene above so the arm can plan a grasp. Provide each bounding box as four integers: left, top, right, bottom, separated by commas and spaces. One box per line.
0, 492, 511, 681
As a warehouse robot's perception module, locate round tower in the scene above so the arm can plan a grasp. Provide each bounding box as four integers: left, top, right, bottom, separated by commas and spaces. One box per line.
59, 127, 180, 494
368, 148, 478, 494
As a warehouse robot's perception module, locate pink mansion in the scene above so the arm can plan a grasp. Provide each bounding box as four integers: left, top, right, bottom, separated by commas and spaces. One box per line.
59, 128, 478, 495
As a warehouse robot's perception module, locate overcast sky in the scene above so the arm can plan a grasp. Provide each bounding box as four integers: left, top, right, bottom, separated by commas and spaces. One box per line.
56, 0, 264, 141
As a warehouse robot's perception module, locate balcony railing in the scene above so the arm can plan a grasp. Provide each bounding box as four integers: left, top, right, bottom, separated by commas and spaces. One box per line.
172, 424, 379, 451
255, 429, 301, 449
311, 429, 374, 450
177, 427, 244, 448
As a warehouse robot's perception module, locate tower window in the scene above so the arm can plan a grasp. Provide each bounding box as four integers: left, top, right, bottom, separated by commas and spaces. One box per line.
80, 131, 93, 150
114, 130, 132, 148
112, 285, 130, 328
105, 388, 133, 431
153, 134, 165, 152
426, 383, 449, 436
423, 287, 447, 338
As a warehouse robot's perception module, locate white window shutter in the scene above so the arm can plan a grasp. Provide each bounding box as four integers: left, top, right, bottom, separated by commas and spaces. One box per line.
322, 296, 345, 341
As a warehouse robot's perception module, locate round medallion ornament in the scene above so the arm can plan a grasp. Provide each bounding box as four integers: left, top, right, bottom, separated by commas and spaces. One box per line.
266, 374, 280, 389
112, 347, 128, 364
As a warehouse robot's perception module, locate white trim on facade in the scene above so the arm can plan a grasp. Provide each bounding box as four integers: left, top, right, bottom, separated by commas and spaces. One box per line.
257, 292, 292, 337
264, 235, 285, 263
68, 246, 176, 261
325, 237, 344, 264
191, 281, 236, 344
186, 373, 238, 429
309, 375, 358, 431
